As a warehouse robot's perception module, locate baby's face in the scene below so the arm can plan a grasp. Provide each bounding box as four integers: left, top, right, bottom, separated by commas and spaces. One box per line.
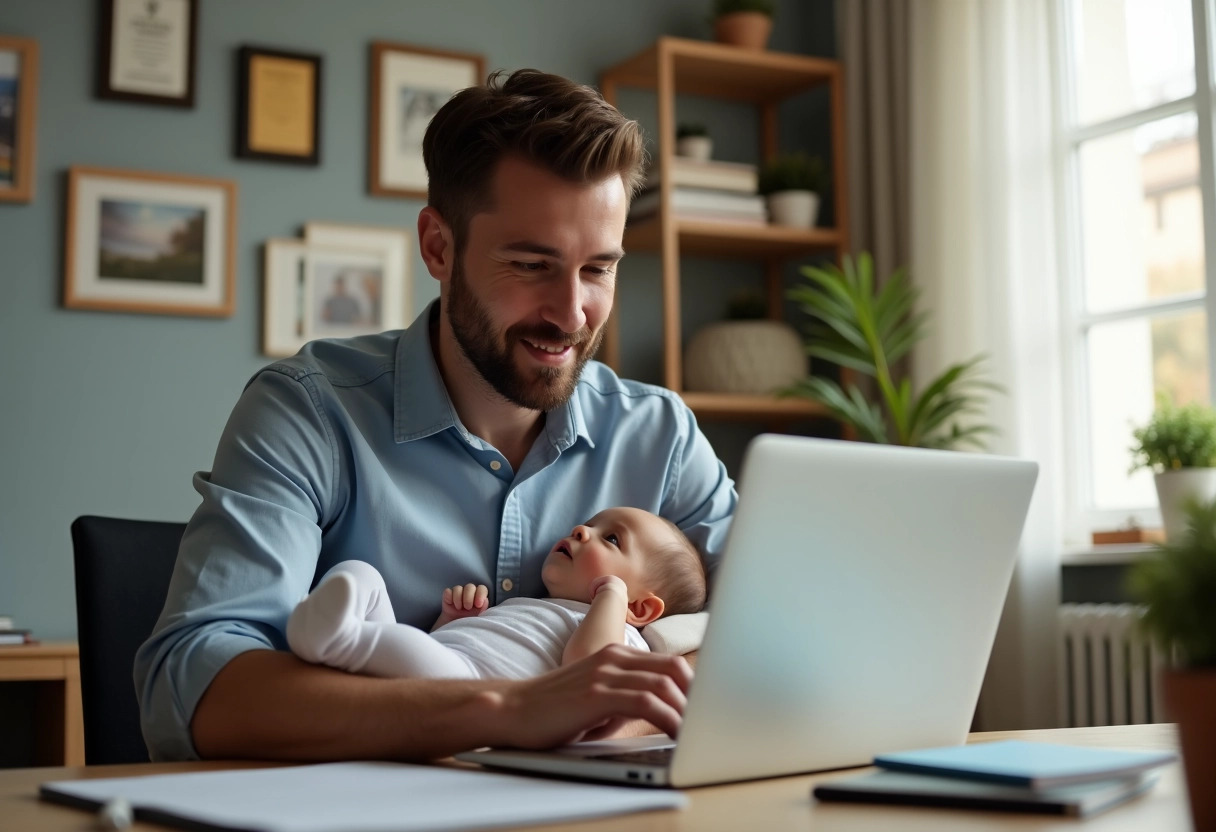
541, 507, 675, 603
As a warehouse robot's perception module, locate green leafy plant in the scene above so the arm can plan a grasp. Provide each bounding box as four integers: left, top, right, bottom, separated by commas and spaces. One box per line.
758, 153, 826, 196
713, 0, 777, 17
676, 122, 709, 140
1129, 495, 1216, 667
1129, 397, 1216, 473
784, 252, 1001, 449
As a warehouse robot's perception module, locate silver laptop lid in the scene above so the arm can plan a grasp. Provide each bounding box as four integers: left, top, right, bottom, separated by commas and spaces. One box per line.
669, 435, 1037, 787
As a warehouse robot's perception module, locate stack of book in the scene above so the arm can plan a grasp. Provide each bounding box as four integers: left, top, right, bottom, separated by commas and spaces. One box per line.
814, 740, 1177, 819
629, 158, 766, 225
0, 615, 35, 645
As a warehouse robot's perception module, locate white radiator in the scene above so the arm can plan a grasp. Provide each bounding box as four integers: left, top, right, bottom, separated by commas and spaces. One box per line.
1057, 603, 1168, 727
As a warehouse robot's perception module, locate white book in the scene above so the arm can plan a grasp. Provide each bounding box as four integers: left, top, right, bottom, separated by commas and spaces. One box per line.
630, 187, 766, 219
644, 158, 759, 193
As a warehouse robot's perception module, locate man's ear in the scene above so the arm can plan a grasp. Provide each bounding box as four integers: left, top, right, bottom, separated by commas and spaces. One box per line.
417, 206, 454, 283
627, 594, 665, 627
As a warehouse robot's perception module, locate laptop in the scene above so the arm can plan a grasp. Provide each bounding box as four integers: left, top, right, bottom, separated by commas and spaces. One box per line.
456, 434, 1038, 788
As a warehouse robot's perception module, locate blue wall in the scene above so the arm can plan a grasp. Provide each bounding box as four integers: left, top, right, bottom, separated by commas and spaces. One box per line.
0, 0, 834, 640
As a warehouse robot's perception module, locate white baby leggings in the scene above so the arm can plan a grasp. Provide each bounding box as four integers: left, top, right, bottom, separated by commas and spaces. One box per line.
286, 560, 479, 679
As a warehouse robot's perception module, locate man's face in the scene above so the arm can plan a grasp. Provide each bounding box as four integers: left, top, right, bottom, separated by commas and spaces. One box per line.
444, 156, 628, 411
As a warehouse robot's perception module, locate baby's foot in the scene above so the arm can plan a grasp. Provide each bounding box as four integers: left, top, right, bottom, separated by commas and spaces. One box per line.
287, 572, 363, 669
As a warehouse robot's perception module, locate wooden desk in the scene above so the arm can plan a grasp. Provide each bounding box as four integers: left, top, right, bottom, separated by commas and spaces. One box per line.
0, 643, 84, 767
0, 725, 1190, 831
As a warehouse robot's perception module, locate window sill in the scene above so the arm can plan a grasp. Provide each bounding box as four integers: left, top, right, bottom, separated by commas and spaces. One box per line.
1060, 543, 1157, 566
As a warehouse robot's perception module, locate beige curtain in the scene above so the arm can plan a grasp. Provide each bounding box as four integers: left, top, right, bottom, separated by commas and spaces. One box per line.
838, 0, 912, 280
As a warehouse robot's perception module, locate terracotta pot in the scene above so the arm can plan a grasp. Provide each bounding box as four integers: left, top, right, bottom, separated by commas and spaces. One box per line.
713, 11, 773, 50
1162, 669, 1216, 832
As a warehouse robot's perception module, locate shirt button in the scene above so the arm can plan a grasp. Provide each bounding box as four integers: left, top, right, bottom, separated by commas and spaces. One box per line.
490, 460, 502, 471
501, 579, 514, 591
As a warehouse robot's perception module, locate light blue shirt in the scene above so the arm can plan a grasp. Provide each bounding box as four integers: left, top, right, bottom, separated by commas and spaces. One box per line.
134, 303, 737, 761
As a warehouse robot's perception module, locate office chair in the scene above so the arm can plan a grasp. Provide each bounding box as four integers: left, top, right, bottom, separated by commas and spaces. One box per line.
70, 516, 185, 765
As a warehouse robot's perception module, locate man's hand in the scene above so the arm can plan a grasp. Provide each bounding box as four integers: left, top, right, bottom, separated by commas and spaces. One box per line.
433, 583, 489, 629
489, 643, 693, 749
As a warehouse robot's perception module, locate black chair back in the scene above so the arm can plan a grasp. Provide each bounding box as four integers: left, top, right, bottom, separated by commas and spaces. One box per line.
70, 516, 184, 765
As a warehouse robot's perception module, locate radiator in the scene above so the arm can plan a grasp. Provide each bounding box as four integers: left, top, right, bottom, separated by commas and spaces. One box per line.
1057, 603, 1168, 727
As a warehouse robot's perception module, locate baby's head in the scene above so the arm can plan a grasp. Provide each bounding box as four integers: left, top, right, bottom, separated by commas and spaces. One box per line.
541, 506, 707, 627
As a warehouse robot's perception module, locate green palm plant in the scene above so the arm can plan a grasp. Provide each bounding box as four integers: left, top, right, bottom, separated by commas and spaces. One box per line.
785, 252, 1001, 449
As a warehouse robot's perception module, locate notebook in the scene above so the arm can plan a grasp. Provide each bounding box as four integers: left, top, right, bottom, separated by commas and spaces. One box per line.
457, 434, 1038, 787
872, 740, 1178, 789
812, 769, 1160, 817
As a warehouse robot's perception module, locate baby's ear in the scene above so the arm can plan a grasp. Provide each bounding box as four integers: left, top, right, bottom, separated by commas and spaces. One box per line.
627, 594, 665, 627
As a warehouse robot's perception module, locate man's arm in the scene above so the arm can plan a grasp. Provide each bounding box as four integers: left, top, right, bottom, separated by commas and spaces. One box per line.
192, 645, 693, 759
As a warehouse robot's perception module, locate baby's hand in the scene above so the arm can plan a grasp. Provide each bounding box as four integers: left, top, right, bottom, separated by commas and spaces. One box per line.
442, 583, 489, 618
588, 574, 628, 601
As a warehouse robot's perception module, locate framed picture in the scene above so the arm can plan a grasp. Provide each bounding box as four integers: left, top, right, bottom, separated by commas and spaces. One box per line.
64, 166, 237, 317
368, 41, 484, 198
0, 35, 39, 203
263, 225, 411, 357
236, 45, 322, 165
97, 0, 198, 107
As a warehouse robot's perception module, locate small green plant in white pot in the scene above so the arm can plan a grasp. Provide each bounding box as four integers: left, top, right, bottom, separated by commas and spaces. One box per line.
1130, 397, 1216, 541
759, 153, 825, 229
676, 123, 712, 161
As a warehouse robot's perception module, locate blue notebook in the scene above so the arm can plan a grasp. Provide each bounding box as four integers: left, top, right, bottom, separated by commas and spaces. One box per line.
873, 741, 1177, 789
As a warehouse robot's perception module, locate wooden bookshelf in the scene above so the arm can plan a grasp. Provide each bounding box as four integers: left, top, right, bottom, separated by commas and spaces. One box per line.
600, 37, 848, 422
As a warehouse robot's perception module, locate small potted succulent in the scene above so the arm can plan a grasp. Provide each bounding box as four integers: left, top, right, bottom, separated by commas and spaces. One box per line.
1129, 397, 1216, 541
1128, 495, 1216, 832
758, 152, 826, 229
676, 123, 713, 162
711, 0, 776, 50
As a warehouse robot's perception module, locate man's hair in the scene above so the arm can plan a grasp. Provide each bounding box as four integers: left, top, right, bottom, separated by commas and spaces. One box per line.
422, 68, 647, 252
646, 518, 708, 618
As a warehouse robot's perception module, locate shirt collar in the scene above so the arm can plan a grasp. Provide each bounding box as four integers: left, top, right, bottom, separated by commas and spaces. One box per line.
393, 300, 596, 451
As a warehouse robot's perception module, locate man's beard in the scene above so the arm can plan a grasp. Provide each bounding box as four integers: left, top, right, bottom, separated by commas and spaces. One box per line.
447, 257, 603, 411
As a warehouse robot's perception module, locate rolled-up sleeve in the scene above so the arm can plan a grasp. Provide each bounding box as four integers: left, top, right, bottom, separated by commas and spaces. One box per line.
133, 368, 336, 761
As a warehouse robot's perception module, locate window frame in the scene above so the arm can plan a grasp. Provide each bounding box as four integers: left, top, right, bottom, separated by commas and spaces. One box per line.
1053, 0, 1216, 540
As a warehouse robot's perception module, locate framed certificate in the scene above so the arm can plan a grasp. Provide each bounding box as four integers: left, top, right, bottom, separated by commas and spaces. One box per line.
97, 0, 198, 107
368, 42, 484, 199
236, 46, 322, 165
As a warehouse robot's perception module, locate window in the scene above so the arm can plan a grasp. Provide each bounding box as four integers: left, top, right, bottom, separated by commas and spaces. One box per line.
1055, 0, 1216, 534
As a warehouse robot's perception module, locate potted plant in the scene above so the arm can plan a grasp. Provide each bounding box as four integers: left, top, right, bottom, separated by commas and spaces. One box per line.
1128, 495, 1216, 831
676, 123, 713, 162
784, 252, 1001, 449
711, 0, 776, 50
1129, 397, 1216, 541
683, 290, 806, 395
758, 153, 825, 229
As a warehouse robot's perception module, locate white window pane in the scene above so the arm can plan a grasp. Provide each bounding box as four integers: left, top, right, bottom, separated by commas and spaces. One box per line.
1072, 0, 1194, 125
1079, 113, 1204, 314
1088, 310, 1209, 511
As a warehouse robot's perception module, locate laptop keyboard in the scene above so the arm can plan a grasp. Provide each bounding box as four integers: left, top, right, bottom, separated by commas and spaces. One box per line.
589, 746, 675, 767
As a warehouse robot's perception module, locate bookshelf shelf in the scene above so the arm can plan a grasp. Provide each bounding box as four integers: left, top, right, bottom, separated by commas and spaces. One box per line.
599, 37, 849, 423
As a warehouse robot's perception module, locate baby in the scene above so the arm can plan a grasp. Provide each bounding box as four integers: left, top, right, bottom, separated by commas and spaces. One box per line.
286, 507, 707, 680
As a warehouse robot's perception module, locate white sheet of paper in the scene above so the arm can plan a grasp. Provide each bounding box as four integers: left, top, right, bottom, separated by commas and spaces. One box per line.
42, 761, 687, 832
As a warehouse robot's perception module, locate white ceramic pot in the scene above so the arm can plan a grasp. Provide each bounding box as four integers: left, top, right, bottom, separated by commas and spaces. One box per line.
676, 135, 713, 161
766, 190, 820, 228
1154, 468, 1216, 541
683, 320, 807, 395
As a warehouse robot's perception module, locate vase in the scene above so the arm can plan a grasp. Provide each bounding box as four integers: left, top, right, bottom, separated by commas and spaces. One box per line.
766, 190, 820, 228
676, 136, 713, 162
1162, 669, 1216, 832
683, 320, 807, 395
713, 11, 773, 50
1153, 469, 1216, 541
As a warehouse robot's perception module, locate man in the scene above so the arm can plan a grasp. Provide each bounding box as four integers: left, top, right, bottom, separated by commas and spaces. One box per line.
134, 69, 737, 762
